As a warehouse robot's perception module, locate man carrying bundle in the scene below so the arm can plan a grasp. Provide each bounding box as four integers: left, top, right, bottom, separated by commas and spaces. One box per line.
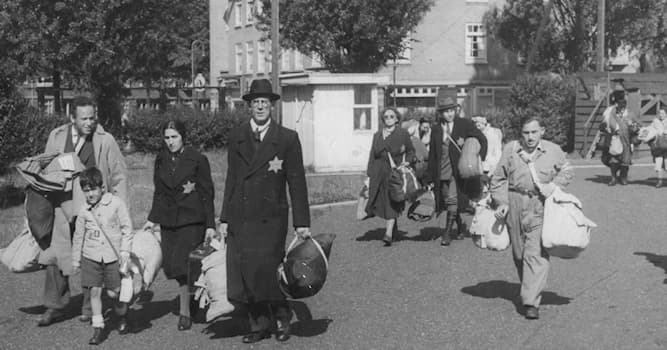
425, 89, 487, 246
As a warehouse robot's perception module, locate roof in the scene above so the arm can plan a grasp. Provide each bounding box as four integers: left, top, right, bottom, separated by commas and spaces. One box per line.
280, 72, 391, 86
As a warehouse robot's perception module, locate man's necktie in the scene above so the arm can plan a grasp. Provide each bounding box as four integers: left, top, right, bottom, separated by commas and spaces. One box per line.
253, 129, 261, 143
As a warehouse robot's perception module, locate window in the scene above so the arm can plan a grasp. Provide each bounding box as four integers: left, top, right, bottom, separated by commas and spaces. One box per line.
281, 48, 290, 71
235, 43, 243, 73
245, 41, 254, 73
353, 85, 373, 131
246, 0, 254, 25
465, 23, 487, 64
257, 41, 266, 73
234, 1, 243, 27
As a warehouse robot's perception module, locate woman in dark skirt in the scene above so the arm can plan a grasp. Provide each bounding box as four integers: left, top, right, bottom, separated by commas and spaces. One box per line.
365, 107, 415, 246
144, 120, 216, 330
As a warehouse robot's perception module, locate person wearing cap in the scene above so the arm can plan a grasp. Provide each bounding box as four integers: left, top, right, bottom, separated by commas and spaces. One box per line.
599, 91, 638, 185
472, 115, 503, 177
36, 96, 128, 327
218, 79, 311, 344
425, 90, 487, 246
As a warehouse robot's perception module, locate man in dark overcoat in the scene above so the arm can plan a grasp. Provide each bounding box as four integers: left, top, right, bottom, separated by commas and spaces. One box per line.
425, 89, 487, 246
218, 79, 311, 344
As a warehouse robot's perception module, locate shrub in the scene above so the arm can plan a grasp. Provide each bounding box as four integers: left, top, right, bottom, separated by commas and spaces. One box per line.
0, 108, 68, 174
484, 74, 576, 151
125, 106, 250, 153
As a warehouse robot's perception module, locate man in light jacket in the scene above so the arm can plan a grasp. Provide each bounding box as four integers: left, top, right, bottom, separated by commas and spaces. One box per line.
37, 96, 128, 327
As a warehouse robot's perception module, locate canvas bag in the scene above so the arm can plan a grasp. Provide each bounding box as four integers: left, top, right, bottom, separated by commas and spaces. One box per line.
192, 238, 234, 322
608, 135, 623, 155
0, 224, 41, 273
278, 233, 335, 299
470, 201, 509, 251
387, 153, 420, 202
525, 162, 596, 259
407, 189, 435, 222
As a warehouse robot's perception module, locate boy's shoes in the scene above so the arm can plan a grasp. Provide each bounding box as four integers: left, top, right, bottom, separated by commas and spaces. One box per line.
37, 308, 64, 327
177, 315, 192, 331
88, 327, 106, 345
275, 320, 291, 342
117, 316, 130, 334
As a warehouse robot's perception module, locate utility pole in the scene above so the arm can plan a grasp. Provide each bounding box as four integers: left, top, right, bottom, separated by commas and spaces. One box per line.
271, 0, 281, 124
597, 0, 605, 72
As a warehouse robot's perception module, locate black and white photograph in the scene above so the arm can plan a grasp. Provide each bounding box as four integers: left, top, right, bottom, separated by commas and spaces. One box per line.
1, 0, 667, 349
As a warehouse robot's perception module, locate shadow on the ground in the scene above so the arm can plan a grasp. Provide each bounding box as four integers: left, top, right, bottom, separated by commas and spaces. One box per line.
584, 175, 613, 185
403, 227, 439, 241
627, 178, 661, 187
460, 280, 572, 314
634, 252, 667, 283
0, 185, 25, 209
129, 298, 176, 334
203, 300, 331, 339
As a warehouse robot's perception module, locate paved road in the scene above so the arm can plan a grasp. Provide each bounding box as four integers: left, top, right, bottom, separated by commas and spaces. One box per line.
1, 165, 667, 350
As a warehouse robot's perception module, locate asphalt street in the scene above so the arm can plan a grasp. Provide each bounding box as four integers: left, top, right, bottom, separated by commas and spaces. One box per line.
1, 165, 667, 350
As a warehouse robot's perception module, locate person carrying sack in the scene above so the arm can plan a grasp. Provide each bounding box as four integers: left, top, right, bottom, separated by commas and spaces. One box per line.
490, 116, 574, 319
490, 116, 574, 320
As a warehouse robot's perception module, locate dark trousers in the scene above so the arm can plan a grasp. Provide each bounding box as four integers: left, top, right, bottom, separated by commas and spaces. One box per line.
43, 265, 91, 316
247, 301, 291, 332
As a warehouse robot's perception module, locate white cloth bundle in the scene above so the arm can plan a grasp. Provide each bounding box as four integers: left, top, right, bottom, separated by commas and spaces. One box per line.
541, 187, 596, 259
1, 224, 41, 273
470, 196, 509, 251
193, 239, 234, 322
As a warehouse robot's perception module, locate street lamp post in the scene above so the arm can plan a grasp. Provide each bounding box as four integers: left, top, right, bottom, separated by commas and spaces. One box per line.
191, 39, 202, 108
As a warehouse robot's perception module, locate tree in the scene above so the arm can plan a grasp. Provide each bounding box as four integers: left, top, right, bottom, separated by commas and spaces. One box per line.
485, 0, 667, 73
0, 0, 208, 125
257, 0, 434, 73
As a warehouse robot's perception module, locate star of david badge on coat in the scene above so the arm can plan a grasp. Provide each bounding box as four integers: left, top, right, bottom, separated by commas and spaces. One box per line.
182, 180, 196, 194
457, 137, 464, 147
268, 156, 283, 173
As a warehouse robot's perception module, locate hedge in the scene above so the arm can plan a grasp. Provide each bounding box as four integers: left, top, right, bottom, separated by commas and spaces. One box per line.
0, 106, 250, 175
126, 106, 249, 153
484, 74, 576, 152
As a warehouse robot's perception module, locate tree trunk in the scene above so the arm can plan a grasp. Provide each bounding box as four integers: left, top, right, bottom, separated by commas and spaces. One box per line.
52, 69, 62, 114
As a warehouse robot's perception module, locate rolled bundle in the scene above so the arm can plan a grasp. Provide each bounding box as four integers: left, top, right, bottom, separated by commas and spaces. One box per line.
458, 138, 483, 179
278, 233, 336, 299
201, 241, 234, 322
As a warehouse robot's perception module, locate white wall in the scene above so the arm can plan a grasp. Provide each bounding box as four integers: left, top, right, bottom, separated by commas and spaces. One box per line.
281, 86, 315, 168
311, 85, 378, 172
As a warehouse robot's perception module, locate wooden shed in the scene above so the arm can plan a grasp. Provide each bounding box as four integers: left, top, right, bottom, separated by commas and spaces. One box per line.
280, 73, 390, 172
575, 72, 667, 158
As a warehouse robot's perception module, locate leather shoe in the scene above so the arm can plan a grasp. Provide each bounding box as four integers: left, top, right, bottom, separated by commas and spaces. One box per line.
177, 315, 192, 331
608, 177, 617, 186
275, 320, 291, 342
524, 305, 539, 320
656, 180, 663, 188
241, 331, 270, 344
37, 309, 64, 327
382, 236, 392, 247
117, 316, 130, 334
79, 315, 92, 323
88, 327, 106, 345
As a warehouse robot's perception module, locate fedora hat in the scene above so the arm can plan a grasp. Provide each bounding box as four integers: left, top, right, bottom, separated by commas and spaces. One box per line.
436, 88, 458, 111
242, 79, 281, 102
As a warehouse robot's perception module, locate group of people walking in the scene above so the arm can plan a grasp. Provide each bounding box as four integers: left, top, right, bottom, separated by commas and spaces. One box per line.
363, 88, 573, 320
33, 79, 311, 345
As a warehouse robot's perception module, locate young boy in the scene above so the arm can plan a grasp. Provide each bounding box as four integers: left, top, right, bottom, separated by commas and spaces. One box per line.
72, 167, 133, 345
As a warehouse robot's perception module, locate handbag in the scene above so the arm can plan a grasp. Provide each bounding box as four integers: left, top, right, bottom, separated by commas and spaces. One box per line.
387, 153, 420, 202
525, 161, 596, 259
407, 189, 435, 222
356, 182, 370, 220
608, 135, 623, 156
0, 224, 41, 273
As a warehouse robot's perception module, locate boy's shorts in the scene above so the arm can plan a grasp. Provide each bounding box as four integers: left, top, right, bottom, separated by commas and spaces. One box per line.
81, 257, 121, 290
